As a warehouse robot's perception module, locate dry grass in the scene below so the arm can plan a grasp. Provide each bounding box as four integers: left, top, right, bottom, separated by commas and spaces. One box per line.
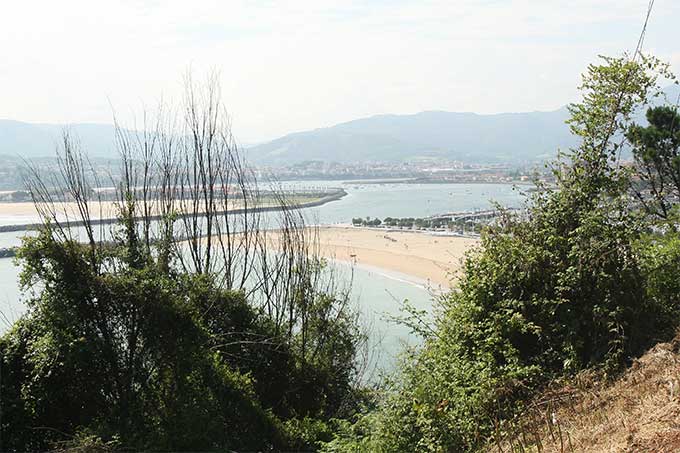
492, 336, 680, 453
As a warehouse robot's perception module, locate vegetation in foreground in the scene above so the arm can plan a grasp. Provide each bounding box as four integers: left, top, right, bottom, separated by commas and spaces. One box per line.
0, 80, 368, 452
497, 334, 680, 452
324, 55, 680, 451
1, 52, 680, 452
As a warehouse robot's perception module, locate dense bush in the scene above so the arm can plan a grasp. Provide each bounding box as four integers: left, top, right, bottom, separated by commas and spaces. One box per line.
0, 229, 365, 451
0, 76, 369, 452
627, 105, 680, 219
1, 178, 365, 450
0, 233, 285, 450
324, 55, 680, 452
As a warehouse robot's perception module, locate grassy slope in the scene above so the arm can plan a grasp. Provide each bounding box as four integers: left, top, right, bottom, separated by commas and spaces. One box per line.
492, 336, 680, 452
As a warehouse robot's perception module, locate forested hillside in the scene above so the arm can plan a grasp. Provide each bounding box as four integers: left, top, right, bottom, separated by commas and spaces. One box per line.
246, 83, 679, 165
0, 109, 577, 163
246, 108, 577, 164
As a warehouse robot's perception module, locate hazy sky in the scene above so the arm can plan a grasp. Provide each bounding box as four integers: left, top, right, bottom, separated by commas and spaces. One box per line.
2, 0, 679, 143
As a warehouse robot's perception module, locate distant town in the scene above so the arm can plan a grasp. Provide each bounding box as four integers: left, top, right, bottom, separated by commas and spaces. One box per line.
256, 159, 550, 185
0, 154, 551, 193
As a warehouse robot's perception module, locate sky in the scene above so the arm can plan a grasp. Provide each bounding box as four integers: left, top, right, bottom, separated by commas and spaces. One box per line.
1, 0, 679, 143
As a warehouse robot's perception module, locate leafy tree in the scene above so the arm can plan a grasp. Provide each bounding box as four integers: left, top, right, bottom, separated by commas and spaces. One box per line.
324, 54, 680, 452
627, 105, 680, 220
383, 217, 397, 226
1, 232, 284, 451
1, 76, 366, 452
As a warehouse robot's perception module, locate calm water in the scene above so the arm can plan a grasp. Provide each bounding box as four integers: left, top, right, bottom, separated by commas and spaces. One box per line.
279, 180, 525, 224
337, 261, 438, 374
0, 182, 525, 367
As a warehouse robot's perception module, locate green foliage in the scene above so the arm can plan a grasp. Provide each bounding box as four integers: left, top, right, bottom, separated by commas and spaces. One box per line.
49, 428, 121, 453
1, 232, 282, 450
1, 226, 364, 451
325, 54, 680, 452
352, 217, 382, 227
282, 417, 336, 451
356, 215, 484, 233
333, 204, 656, 450
2, 75, 367, 451
627, 105, 680, 219
637, 224, 680, 334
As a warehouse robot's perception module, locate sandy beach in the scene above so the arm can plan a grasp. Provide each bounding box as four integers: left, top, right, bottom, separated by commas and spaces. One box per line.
0, 198, 311, 218
0, 201, 120, 218
315, 226, 478, 290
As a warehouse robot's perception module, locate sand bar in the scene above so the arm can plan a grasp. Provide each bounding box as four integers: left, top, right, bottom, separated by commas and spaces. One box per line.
0, 190, 345, 231
0, 196, 321, 219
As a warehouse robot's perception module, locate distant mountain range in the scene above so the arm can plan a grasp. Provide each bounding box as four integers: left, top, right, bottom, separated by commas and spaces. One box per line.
247, 85, 680, 164
246, 108, 578, 164
2, 84, 677, 164
0, 120, 119, 159
3, 110, 576, 164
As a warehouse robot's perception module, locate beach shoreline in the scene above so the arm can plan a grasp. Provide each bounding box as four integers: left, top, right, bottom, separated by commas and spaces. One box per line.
314, 226, 478, 291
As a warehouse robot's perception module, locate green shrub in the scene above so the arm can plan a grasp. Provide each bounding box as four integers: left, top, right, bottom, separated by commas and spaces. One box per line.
1, 228, 363, 451
324, 54, 680, 452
